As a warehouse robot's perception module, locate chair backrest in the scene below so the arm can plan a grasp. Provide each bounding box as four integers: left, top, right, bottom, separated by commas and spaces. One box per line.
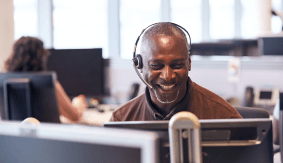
234, 106, 270, 118
128, 83, 140, 101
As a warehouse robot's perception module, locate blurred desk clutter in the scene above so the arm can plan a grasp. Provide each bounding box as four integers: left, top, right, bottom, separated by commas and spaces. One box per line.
253, 87, 280, 115
240, 86, 281, 115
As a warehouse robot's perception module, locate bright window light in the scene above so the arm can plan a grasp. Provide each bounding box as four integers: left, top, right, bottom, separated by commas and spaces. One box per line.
53, 0, 108, 58
171, 0, 202, 43
209, 0, 235, 40
14, 0, 38, 40
120, 0, 161, 59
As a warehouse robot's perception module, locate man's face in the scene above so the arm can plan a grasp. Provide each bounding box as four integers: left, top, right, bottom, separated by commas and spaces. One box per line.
141, 35, 190, 105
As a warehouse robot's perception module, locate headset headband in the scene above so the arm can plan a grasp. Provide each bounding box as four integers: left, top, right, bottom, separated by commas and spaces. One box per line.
132, 22, 192, 90
133, 22, 192, 58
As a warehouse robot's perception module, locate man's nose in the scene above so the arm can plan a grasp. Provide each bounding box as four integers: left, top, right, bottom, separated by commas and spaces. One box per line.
160, 65, 176, 80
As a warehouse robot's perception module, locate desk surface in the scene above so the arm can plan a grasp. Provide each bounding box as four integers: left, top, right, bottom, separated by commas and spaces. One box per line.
274, 152, 281, 163
60, 104, 117, 126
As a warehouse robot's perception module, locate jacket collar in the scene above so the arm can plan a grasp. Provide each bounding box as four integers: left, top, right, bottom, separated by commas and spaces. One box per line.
145, 77, 194, 120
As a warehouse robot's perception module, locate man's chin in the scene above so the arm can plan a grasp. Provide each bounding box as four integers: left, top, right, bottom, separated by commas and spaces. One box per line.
153, 90, 180, 104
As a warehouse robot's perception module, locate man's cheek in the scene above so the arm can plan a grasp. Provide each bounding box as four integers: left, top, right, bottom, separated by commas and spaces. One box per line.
144, 72, 156, 84
143, 71, 150, 82
178, 69, 188, 78
149, 71, 160, 81
144, 73, 152, 83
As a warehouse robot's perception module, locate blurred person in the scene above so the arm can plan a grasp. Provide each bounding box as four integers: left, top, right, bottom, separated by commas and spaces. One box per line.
5, 36, 87, 121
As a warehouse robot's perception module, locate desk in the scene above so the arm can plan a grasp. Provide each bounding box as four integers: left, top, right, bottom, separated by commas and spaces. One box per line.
274, 152, 281, 163
60, 104, 117, 126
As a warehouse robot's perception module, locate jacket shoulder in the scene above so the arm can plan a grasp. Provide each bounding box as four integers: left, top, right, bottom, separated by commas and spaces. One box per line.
192, 82, 242, 119
110, 94, 146, 121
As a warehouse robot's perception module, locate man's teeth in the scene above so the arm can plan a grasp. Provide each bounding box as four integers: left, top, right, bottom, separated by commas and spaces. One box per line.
160, 84, 175, 90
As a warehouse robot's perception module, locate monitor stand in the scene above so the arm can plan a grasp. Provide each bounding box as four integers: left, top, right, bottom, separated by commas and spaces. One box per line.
169, 111, 202, 163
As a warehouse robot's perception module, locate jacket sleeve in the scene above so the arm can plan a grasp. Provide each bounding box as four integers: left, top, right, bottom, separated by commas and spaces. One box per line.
108, 114, 116, 122
231, 112, 243, 119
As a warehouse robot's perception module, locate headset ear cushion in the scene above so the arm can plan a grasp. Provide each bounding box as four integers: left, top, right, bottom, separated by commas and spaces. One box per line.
136, 54, 143, 69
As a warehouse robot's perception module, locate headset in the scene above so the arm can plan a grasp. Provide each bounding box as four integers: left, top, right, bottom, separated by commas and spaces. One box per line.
132, 22, 192, 90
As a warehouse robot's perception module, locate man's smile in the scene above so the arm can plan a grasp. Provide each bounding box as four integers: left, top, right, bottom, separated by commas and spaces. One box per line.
156, 83, 178, 91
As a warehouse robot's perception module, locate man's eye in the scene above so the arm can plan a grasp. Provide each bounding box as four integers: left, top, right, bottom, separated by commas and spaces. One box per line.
149, 64, 163, 70
171, 63, 185, 69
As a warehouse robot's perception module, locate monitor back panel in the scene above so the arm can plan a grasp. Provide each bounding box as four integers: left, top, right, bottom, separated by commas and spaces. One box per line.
0, 122, 162, 163
0, 72, 60, 123
0, 135, 140, 163
201, 130, 272, 163
104, 119, 273, 163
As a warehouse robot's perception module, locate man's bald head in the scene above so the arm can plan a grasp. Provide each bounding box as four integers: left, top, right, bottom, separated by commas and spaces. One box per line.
141, 22, 189, 53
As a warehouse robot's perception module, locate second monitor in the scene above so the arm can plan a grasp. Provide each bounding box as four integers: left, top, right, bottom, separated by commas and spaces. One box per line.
47, 48, 104, 98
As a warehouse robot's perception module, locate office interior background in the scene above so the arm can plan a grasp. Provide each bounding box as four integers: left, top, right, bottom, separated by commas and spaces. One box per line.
0, 0, 283, 106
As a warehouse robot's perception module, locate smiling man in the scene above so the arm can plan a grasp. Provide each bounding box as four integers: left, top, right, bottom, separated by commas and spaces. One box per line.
110, 23, 242, 121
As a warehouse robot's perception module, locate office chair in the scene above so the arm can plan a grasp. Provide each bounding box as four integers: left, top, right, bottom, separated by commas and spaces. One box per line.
279, 93, 283, 163
242, 86, 255, 107
128, 83, 140, 101
234, 106, 270, 118
235, 106, 280, 156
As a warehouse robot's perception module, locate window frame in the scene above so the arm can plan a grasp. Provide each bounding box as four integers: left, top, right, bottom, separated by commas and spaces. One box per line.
33, 0, 283, 59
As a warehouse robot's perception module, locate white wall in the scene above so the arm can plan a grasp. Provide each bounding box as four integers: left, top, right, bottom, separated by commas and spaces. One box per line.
0, 0, 14, 71
190, 69, 283, 98
108, 56, 283, 104
107, 59, 145, 104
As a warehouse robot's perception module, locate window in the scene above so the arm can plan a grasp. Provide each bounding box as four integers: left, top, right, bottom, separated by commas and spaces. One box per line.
13, 0, 283, 59
171, 0, 202, 43
272, 0, 283, 34
13, 0, 38, 40
241, 0, 257, 39
53, 0, 108, 58
120, 0, 161, 59
209, 0, 235, 40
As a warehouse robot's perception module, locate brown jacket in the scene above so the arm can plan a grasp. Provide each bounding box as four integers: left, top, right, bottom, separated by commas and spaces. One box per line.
110, 77, 242, 121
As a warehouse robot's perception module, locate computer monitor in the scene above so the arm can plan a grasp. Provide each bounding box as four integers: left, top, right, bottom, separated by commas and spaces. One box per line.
0, 72, 60, 123
47, 48, 104, 98
0, 121, 159, 163
104, 119, 273, 163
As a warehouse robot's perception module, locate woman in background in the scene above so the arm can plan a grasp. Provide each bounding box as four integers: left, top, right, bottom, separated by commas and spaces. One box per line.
5, 36, 87, 121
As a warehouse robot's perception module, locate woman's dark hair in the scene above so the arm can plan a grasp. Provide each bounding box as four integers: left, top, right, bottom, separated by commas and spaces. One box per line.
5, 36, 49, 72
